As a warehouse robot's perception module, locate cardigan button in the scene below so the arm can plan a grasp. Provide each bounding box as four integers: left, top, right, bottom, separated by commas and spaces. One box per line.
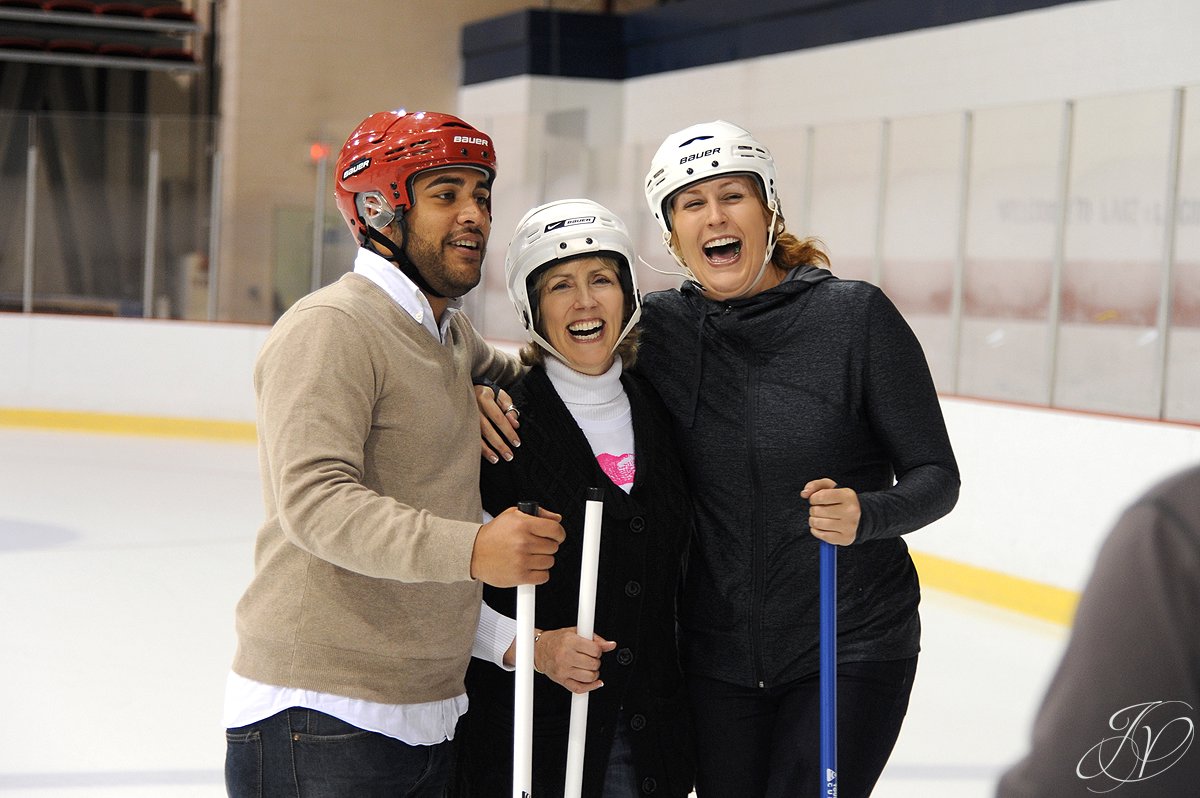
624, 580, 642, 597
629, 516, 645, 533
629, 713, 647, 731
616, 647, 634, 666
640, 777, 658, 793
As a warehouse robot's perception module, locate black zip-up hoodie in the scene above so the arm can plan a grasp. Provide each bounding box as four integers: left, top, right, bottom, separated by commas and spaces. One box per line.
637, 265, 960, 688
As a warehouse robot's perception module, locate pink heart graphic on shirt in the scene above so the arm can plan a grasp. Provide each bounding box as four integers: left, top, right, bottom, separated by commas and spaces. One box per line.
597, 452, 635, 486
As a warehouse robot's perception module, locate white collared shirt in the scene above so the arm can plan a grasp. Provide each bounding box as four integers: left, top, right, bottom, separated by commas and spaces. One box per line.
352, 246, 461, 343
224, 246, 514, 743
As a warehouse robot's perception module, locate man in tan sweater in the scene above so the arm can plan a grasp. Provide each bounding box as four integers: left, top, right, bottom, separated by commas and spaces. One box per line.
223, 110, 563, 797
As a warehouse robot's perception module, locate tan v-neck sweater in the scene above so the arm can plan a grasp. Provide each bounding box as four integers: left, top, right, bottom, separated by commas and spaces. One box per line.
232, 273, 521, 704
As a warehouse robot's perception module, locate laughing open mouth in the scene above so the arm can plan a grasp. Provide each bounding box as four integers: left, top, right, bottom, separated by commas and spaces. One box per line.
704, 236, 742, 263
568, 320, 605, 341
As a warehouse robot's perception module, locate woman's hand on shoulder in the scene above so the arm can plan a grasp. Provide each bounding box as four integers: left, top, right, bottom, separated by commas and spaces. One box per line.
535, 627, 617, 694
802, 478, 860, 546
475, 383, 521, 464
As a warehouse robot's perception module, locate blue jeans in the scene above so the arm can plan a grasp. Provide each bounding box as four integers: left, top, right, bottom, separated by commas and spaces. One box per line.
601, 717, 638, 798
225, 707, 452, 798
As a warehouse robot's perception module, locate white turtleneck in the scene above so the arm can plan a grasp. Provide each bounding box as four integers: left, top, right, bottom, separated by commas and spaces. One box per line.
544, 356, 636, 493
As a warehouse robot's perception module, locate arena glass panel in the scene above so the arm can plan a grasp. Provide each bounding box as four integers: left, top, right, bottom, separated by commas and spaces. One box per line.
30, 112, 150, 316
959, 101, 1063, 405
0, 112, 32, 309
151, 115, 221, 321
1165, 84, 1200, 423
1054, 90, 1175, 418
755, 124, 812, 242
878, 112, 964, 393
807, 120, 884, 285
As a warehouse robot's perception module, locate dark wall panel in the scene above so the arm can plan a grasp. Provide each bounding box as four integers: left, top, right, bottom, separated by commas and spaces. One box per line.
462, 0, 1089, 84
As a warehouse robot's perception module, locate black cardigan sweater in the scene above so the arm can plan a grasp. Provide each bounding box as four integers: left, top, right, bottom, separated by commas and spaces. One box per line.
637, 266, 961, 689
453, 365, 695, 798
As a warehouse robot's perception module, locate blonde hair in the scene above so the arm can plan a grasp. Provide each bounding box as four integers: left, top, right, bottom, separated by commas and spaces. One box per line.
518, 254, 640, 370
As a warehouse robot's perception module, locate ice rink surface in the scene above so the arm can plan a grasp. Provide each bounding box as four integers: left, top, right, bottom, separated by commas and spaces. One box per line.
0, 427, 1067, 798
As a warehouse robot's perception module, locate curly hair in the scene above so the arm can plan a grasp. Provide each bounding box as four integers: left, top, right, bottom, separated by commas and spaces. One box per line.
771, 225, 830, 272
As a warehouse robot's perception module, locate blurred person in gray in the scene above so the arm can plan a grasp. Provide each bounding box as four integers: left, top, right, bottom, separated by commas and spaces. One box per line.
997, 463, 1200, 797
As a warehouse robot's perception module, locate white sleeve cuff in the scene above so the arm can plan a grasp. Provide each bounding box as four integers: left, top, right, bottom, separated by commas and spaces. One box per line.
472, 600, 517, 671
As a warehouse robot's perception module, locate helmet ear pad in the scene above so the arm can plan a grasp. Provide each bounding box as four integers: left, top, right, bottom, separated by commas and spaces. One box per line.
356, 193, 413, 281
356, 191, 397, 231
522, 262, 551, 334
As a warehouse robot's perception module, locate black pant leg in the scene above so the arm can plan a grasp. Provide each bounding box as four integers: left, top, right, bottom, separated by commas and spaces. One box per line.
687, 657, 917, 798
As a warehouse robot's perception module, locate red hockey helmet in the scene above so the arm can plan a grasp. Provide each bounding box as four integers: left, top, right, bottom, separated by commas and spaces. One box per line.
333, 110, 497, 242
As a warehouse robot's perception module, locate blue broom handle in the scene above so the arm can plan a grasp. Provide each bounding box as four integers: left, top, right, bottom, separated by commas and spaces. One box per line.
820, 540, 838, 797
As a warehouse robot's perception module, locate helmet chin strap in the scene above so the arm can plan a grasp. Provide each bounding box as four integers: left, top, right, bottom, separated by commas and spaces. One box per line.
526, 311, 641, 366
654, 201, 781, 300
363, 218, 449, 299
727, 201, 781, 301
643, 247, 697, 284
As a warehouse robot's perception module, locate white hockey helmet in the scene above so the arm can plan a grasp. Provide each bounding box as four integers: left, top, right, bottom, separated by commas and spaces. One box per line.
505, 198, 642, 362
644, 120, 778, 234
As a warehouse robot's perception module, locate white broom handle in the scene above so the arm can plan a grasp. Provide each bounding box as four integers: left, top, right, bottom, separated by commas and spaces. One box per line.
514, 501, 539, 798
564, 488, 605, 798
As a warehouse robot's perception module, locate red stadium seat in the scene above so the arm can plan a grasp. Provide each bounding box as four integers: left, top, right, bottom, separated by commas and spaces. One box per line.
94, 2, 145, 17
0, 36, 46, 50
47, 38, 98, 53
42, 0, 97, 12
147, 45, 192, 61
144, 4, 193, 22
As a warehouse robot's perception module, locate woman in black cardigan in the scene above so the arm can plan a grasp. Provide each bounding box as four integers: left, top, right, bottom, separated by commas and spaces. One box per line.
452, 199, 694, 798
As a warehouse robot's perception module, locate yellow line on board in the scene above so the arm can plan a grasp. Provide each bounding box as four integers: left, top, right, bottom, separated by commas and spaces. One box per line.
911, 550, 1078, 626
0, 407, 257, 443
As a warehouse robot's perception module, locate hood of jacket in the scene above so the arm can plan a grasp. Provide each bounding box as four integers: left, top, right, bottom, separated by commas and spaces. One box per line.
672, 264, 836, 426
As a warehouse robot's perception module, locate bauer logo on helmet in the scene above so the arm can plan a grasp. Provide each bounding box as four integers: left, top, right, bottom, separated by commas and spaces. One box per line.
680, 147, 721, 165
545, 216, 596, 232
341, 158, 371, 181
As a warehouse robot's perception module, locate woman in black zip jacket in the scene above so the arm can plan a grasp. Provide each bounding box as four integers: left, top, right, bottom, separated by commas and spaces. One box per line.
636, 120, 961, 798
